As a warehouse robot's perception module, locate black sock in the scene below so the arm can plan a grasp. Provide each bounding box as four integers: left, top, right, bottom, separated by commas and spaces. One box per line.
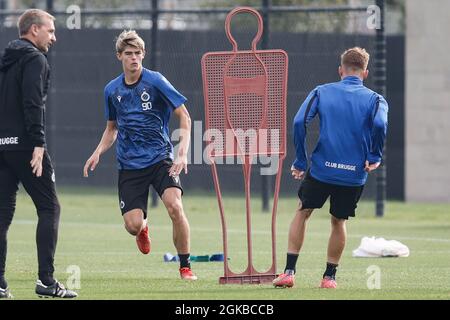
323, 262, 338, 279
0, 275, 7, 289
178, 254, 191, 269
284, 253, 299, 274
38, 273, 56, 286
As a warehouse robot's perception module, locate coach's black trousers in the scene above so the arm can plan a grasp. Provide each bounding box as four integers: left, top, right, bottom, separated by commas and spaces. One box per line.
0, 150, 60, 280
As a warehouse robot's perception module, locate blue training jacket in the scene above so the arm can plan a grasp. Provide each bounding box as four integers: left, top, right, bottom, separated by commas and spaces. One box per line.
293, 76, 388, 187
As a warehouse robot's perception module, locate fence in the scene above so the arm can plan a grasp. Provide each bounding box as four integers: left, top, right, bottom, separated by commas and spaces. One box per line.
0, 1, 403, 214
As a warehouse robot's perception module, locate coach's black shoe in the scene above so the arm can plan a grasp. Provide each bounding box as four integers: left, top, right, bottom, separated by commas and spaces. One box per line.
0, 287, 13, 299
35, 280, 78, 298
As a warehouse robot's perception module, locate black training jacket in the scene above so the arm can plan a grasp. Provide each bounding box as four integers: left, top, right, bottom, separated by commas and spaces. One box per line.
0, 38, 50, 150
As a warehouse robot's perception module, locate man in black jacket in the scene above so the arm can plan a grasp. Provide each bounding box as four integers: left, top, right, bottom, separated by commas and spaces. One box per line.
0, 9, 77, 299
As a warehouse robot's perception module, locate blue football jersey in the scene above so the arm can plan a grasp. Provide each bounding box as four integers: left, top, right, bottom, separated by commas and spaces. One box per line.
293, 76, 389, 186
104, 68, 187, 169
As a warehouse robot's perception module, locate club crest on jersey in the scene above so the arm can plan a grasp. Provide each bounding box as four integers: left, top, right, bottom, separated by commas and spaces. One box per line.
117, 96, 122, 103
141, 90, 152, 111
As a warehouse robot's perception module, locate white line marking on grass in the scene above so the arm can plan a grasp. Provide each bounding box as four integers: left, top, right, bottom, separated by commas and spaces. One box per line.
13, 219, 450, 243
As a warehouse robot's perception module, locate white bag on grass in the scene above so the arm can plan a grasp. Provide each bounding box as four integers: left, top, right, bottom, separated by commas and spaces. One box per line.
352, 236, 410, 258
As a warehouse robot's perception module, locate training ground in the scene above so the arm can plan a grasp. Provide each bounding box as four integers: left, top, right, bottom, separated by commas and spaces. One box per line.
4, 187, 449, 300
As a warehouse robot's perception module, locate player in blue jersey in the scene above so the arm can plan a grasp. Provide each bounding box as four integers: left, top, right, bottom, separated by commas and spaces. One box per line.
273, 47, 388, 289
83, 30, 196, 280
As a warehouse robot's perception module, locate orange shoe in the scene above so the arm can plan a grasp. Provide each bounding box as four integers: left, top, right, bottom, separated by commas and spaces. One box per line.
320, 276, 337, 289
136, 225, 151, 254
179, 267, 197, 281
272, 273, 295, 288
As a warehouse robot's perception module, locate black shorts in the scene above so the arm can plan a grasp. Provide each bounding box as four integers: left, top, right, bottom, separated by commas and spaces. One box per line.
118, 159, 183, 218
298, 171, 364, 220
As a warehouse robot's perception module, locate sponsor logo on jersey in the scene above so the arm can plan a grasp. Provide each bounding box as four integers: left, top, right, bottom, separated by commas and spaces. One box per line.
117, 96, 122, 102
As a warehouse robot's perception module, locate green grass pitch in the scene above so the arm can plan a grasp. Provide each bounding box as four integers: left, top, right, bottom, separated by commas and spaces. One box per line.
3, 186, 450, 300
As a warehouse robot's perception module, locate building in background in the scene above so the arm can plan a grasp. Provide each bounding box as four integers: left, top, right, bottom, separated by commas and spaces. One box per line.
405, 0, 450, 202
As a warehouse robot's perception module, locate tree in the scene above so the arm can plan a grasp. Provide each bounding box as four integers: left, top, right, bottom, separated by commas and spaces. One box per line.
17, 0, 139, 28
200, 0, 355, 33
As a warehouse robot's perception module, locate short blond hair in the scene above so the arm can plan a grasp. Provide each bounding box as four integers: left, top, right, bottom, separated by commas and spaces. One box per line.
115, 30, 145, 53
341, 47, 370, 71
17, 9, 55, 36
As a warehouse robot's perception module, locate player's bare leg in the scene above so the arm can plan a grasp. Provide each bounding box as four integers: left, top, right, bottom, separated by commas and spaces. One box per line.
287, 203, 313, 253
161, 188, 190, 254
161, 187, 196, 280
320, 216, 346, 288
123, 209, 145, 236
273, 203, 313, 288
327, 216, 346, 264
